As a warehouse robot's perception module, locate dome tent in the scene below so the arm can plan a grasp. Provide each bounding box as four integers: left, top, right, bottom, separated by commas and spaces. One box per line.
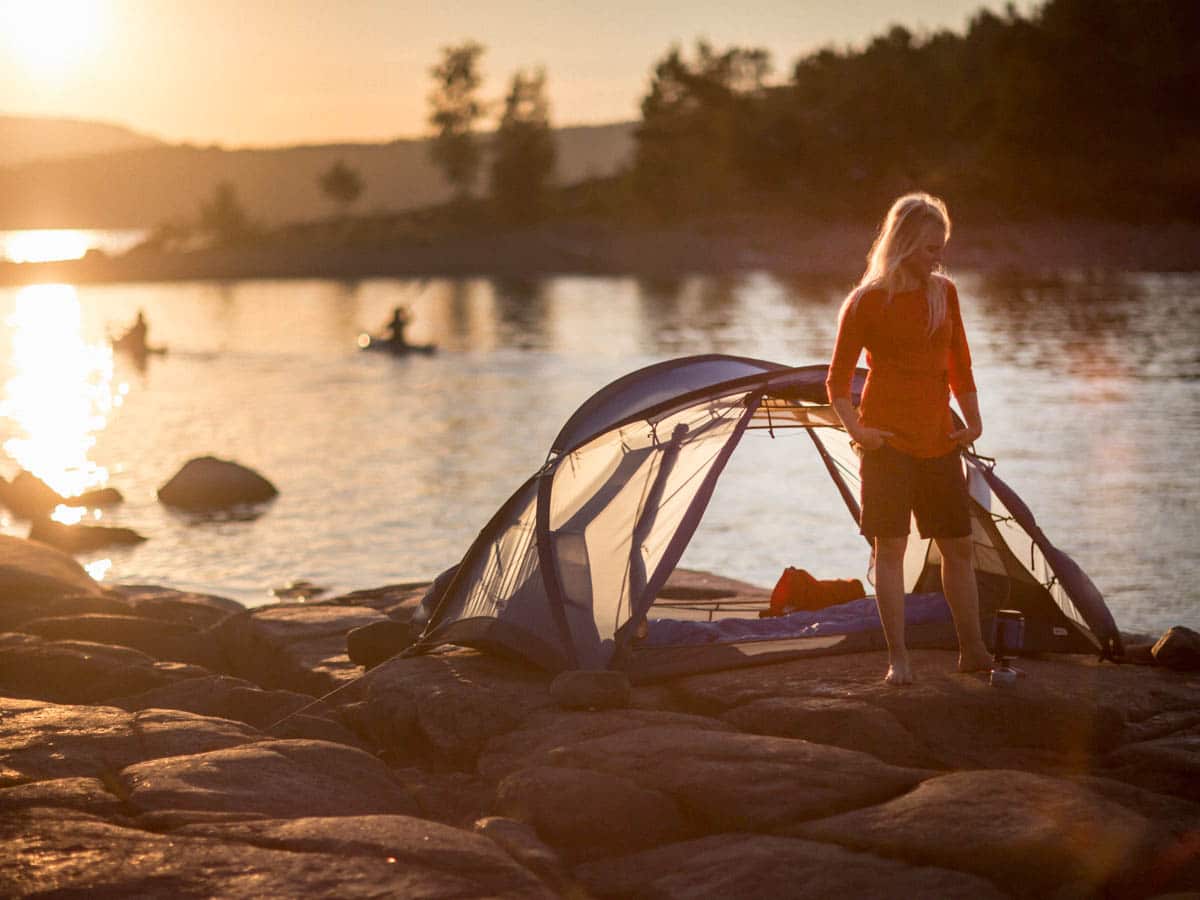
405, 355, 1120, 680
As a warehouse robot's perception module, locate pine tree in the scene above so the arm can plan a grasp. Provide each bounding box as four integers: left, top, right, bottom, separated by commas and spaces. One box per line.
427, 41, 486, 202
489, 68, 557, 222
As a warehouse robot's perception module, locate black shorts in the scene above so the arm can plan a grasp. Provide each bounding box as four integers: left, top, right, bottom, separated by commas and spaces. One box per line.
858, 444, 972, 540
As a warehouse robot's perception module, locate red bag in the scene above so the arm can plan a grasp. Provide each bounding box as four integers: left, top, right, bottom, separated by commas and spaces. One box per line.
763, 567, 865, 617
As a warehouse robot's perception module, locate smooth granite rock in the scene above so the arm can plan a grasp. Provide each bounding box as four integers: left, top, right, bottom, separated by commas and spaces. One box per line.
0, 776, 129, 817
720, 695, 938, 768
0, 590, 130, 632
474, 815, 572, 887
573, 833, 1009, 900
520, 724, 934, 831
0, 698, 259, 786
665, 649, 1146, 771
478, 708, 733, 781
110, 673, 313, 727
549, 669, 632, 710
496, 764, 689, 858
360, 652, 554, 767
1100, 726, 1200, 802
1, 567, 1197, 898
346, 618, 420, 668
215, 602, 387, 694
478, 704, 932, 835
111, 584, 246, 628
792, 769, 1172, 897
0, 534, 103, 603
175, 815, 558, 896
0, 808, 555, 899
1152, 626, 1200, 671
393, 766, 496, 829
0, 634, 205, 703
120, 738, 419, 821
20, 613, 203, 662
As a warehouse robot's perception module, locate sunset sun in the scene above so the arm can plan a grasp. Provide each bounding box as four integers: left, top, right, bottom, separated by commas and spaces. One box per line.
0, 0, 105, 77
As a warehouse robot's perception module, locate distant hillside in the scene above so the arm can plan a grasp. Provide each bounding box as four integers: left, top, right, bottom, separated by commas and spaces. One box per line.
0, 115, 163, 168
0, 121, 636, 228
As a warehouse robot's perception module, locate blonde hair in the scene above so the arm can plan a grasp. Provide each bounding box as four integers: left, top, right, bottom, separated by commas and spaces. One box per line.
850, 192, 951, 334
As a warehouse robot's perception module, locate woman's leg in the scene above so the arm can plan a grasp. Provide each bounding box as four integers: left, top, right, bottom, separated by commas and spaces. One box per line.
935, 535, 992, 672
874, 536, 912, 684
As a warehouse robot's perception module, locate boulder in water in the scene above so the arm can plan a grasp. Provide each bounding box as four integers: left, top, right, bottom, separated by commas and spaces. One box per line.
157, 456, 278, 511
0, 472, 124, 519
29, 519, 147, 553
0, 471, 64, 518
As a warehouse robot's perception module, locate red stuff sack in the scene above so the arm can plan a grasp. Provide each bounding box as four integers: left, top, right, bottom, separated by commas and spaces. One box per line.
763, 567, 865, 617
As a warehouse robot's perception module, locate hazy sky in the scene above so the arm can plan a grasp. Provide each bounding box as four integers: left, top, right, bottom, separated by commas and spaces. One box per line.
0, 0, 1036, 147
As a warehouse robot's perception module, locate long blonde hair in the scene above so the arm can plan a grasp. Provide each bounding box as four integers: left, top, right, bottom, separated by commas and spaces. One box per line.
850, 192, 951, 334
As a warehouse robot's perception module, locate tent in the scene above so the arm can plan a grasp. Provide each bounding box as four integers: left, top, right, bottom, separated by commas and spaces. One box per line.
406, 354, 1121, 680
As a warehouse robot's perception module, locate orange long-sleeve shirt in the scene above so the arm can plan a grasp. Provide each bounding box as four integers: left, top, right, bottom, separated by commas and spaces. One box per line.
826, 277, 976, 459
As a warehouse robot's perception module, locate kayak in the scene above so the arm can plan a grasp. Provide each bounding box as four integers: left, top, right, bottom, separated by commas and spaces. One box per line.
356, 333, 437, 355
112, 335, 167, 357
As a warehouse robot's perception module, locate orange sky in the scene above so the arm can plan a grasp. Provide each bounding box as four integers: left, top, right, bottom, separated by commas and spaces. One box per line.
0, 0, 1036, 148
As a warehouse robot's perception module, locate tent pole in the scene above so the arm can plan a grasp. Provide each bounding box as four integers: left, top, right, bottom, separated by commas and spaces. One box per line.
627, 423, 689, 615
614, 393, 765, 666
535, 466, 582, 670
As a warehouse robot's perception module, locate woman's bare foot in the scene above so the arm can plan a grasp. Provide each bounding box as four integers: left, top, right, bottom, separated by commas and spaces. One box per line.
885, 658, 914, 685
958, 644, 993, 673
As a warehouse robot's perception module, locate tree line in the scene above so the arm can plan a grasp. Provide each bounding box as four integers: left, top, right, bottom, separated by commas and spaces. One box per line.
197, 0, 1198, 243
422, 0, 1197, 224
625, 0, 1199, 221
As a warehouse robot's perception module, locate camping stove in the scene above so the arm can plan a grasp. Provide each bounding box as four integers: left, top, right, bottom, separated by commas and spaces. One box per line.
989, 609, 1025, 686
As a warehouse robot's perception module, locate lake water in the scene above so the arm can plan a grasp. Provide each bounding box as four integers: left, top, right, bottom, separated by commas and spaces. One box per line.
0, 266, 1196, 636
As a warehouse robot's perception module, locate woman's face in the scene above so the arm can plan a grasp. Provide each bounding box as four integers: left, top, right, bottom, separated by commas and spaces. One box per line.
902, 220, 946, 282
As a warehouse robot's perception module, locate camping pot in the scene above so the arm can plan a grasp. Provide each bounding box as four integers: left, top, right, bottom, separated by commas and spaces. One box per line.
993, 609, 1025, 659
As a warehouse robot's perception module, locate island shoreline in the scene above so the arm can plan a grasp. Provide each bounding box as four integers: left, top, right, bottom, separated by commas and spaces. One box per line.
4, 218, 1199, 287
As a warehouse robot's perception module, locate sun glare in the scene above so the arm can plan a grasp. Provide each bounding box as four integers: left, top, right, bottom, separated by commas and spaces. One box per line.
0, 0, 105, 77
2, 230, 93, 264
1, 284, 115, 498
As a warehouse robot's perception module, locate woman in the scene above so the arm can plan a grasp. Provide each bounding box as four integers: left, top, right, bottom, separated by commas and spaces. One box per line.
826, 192, 992, 685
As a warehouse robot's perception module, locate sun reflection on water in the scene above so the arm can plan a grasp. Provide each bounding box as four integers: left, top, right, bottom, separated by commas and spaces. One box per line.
1, 284, 119, 498
84, 558, 113, 581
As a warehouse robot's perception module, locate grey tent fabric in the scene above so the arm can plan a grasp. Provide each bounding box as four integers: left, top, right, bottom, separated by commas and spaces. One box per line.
408, 354, 1121, 675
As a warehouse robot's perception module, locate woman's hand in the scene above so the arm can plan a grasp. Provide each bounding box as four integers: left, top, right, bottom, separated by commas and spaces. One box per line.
948, 423, 982, 448
853, 426, 894, 451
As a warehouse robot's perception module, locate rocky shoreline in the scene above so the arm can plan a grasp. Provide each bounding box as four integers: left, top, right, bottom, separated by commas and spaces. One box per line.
3, 218, 1200, 286
2, 535, 1198, 898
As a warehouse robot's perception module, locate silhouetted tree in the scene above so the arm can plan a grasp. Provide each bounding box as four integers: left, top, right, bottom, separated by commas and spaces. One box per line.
428, 41, 486, 202
197, 181, 252, 244
489, 68, 557, 222
318, 159, 364, 216
633, 41, 771, 219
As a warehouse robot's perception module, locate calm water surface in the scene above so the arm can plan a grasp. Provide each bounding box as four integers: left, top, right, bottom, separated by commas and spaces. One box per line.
0, 269, 1195, 635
